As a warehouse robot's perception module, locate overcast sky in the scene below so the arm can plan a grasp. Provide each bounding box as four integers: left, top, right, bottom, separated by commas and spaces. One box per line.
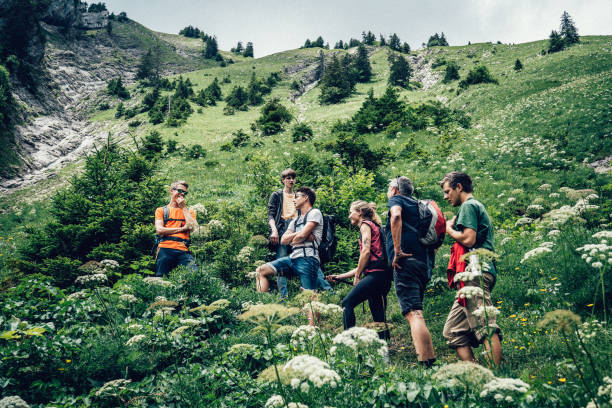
103, 0, 612, 57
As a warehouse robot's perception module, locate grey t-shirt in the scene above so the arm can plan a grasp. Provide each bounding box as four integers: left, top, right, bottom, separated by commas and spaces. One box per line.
287, 208, 323, 261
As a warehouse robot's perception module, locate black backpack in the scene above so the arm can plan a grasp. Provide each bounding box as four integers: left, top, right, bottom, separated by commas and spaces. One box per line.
295, 210, 337, 265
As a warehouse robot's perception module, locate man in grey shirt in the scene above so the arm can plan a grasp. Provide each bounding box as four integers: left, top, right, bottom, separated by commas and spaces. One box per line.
256, 187, 322, 292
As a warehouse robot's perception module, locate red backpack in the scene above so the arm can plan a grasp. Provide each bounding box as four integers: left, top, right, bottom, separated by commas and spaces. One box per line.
419, 200, 446, 248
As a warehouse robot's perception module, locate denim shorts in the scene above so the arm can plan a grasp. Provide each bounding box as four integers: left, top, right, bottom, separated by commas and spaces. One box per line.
393, 258, 429, 315
268, 256, 320, 290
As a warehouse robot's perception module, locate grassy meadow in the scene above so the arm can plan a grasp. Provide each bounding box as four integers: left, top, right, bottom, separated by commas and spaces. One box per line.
0, 31, 611, 407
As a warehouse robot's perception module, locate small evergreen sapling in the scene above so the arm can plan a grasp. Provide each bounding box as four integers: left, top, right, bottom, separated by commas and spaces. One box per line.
514, 58, 523, 72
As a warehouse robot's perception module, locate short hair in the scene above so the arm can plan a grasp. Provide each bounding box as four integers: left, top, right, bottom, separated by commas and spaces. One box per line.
389, 176, 414, 196
440, 172, 473, 193
281, 168, 296, 179
296, 186, 316, 205
171, 180, 188, 190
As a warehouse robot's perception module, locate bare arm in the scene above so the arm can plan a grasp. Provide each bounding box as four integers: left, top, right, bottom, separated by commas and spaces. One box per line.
353, 223, 372, 284
446, 216, 476, 247
155, 219, 189, 236
268, 218, 279, 245
290, 220, 317, 245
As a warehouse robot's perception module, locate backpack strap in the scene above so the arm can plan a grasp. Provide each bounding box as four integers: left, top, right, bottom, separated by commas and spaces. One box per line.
295, 209, 319, 258
157, 206, 190, 247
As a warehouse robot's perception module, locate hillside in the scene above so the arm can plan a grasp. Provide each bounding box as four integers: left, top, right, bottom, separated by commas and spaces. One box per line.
0, 30, 611, 407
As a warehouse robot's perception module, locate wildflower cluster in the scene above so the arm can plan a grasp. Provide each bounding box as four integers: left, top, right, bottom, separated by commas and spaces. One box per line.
303, 301, 343, 316
265, 395, 308, 408
0, 396, 30, 408
577, 231, 612, 269
284, 355, 341, 388
119, 294, 138, 303
473, 306, 500, 318
291, 325, 319, 350
126, 334, 146, 346
190, 203, 208, 217
586, 376, 612, 408
331, 327, 388, 358
521, 241, 554, 263
457, 286, 484, 300
94, 378, 132, 397
480, 377, 531, 404
249, 234, 269, 246
67, 290, 89, 300
75, 273, 108, 287
539, 193, 599, 229
100, 259, 119, 269
432, 361, 495, 390
236, 246, 255, 264
143, 277, 174, 287
239, 303, 299, 324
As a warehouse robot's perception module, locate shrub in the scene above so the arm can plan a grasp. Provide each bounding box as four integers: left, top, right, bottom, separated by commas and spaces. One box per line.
514, 58, 523, 71
107, 78, 130, 99
185, 144, 206, 160
443, 61, 460, 82
140, 130, 164, 159
388, 54, 412, 88
231, 129, 250, 148
166, 139, 178, 154
459, 65, 498, 89
291, 123, 313, 142
320, 131, 389, 174
225, 85, 248, 110
256, 98, 292, 135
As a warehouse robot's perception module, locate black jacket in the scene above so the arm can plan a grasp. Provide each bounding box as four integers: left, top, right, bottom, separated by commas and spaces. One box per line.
268, 189, 285, 233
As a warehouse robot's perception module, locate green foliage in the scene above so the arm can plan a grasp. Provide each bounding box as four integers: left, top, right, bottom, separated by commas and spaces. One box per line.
243, 42, 254, 58
225, 85, 248, 110
560, 11, 579, 46
291, 123, 314, 142
247, 152, 277, 200
114, 102, 124, 118
185, 144, 206, 160
166, 139, 178, 154
548, 30, 565, 54
179, 25, 206, 39
303, 36, 325, 48
136, 48, 160, 82
388, 54, 412, 88
459, 65, 498, 89
256, 98, 292, 135
87, 2, 107, 12
231, 129, 250, 148
195, 77, 223, 106
443, 61, 460, 82
319, 54, 354, 104
140, 130, 164, 159
203, 36, 219, 59
427, 32, 449, 47
353, 87, 406, 134
107, 77, 130, 99
320, 131, 389, 174
388, 33, 402, 51
362, 30, 376, 45
354, 44, 372, 83
514, 58, 523, 72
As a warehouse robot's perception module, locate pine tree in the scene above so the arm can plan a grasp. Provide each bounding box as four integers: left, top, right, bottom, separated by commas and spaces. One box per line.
443, 61, 460, 82
514, 58, 523, 71
388, 33, 401, 51
439, 32, 449, 46
313, 36, 325, 48
548, 30, 564, 53
401, 42, 411, 53
314, 50, 325, 81
243, 42, 254, 58
363, 31, 376, 45
303, 39, 312, 48
334, 40, 345, 49
388, 54, 412, 88
560, 11, 579, 45
354, 44, 372, 83
379, 34, 387, 46
233, 41, 244, 54
204, 36, 219, 59
348, 38, 361, 48
319, 54, 353, 104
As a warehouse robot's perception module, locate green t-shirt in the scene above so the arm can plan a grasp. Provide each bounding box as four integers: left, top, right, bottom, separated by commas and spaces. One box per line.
454, 197, 496, 277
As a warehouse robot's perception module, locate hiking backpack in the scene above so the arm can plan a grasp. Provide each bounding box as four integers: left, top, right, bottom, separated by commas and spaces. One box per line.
295, 210, 338, 265
405, 198, 446, 249
155, 206, 191, 248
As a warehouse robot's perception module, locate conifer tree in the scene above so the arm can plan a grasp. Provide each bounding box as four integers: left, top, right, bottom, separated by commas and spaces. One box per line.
439, 32, 449, 46
560, 11, 579, 45
514, 58, 523, 71
402, 42, 411, 53
388, 33, 401, 51
232, 41, 243, 54
388, 54, 412, 88
363, 31, 376, 45
244, 42, 254, 57
379, 34, 387, 46
204, 36, 219, 59
334, 40, 345, 49
319, 54, 353, 104
348, 38, 361, 48
303, 39, 312, 48
313, 36, 325, 48
548, 30, 564, 53
314, 50, 325, 80
354, 44, 372, 83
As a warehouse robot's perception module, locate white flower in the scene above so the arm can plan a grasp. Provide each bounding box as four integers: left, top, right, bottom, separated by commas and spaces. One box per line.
592, 262, 603, 269
126, 334, 146, 346
101, 259, 119, 269
179, 318, 201, 326
538, 184, 552, 191
190, 203, 207, 217
547, 230, 561, 237
265, 395, 285, 408
480, 377, 530, 399
208, 219, 224, 230
143, 277, 174, 287
454, 271, 481, 283
457, 286, 484, 300
128, 323, 143, 331
300, 382, 310, 393
0, 396, 30, 408
549, 192, 560, 198
288, 404, 308, 408
520, 246, 552, 263
95, 379, 132, 397
332, 327, 386, 352
75, 273, 108, 287
290, 378, 301, 389
507, 197, 516, 203
119, 294, 138, 303
284, 355, 341, 388
472, 306, 500, 318
303, 301, 343, 315
291, 325, 319, 349
593, 231, 612, 240
515, 217, 534, 226
236, 246, 255, 264
67, 290, 89, 300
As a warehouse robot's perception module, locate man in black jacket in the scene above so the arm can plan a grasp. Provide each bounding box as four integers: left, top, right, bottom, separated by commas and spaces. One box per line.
268, 169, 331, 299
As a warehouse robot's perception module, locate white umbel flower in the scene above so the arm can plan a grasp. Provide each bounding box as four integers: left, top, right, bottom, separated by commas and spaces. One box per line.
126, 334, 146, 346
457, 286, 484, 300
283, 355, 340, 388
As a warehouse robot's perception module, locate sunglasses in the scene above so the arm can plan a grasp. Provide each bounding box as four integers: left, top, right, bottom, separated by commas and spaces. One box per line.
173, 188, 188, 195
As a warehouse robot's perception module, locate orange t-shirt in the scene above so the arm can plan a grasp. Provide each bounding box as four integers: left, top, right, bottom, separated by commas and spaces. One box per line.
155, 206, 196, 251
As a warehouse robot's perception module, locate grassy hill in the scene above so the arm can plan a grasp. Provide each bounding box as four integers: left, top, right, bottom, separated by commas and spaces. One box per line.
0, 34, 611, 407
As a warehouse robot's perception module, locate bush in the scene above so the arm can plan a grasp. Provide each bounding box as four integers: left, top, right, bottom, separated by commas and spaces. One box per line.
107, 78, 130, 99
459, 65, 498, 89
166, 139, 178, 154
231, 129, 250, 148
291, 123, 313, 142
443, 61, 460, 83
388, 54, 412, 88
185, 144, 206, 160
225, 85, 248, 110
256, 98, 292, 135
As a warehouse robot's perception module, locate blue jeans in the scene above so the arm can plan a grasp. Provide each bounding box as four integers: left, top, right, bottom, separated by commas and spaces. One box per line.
269, 256, 322, 291
275, 242, 333, 299
156, 247, 196, 277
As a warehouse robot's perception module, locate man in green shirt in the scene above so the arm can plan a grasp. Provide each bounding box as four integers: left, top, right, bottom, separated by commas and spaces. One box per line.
441, 171, 502, 366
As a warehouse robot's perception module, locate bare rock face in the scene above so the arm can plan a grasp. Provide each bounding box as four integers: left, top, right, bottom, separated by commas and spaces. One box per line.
42, 0, 79, 27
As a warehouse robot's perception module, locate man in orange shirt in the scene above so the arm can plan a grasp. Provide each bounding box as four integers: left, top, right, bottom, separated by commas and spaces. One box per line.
155, 180, 198, 276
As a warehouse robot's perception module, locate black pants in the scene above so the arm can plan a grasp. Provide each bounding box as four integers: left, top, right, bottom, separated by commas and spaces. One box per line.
342, 271, 391, 332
